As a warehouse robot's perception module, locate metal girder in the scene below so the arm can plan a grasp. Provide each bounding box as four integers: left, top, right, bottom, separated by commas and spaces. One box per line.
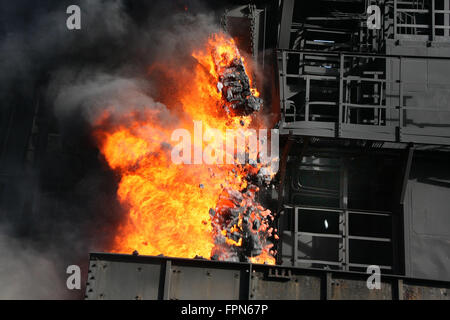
278, 0, 295, 49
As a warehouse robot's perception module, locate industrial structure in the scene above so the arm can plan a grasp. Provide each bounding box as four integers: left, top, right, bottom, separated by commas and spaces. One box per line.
0, 0, 449, 300
85, 0, 450, 299
271, 0, 450, 282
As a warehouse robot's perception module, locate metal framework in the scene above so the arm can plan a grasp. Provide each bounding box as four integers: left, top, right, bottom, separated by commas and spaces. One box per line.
393, 0, 450, 41
282, 205, 393, 272
275, 152, 399, 273
277, 1, 450, 49
278, 50, 450, 145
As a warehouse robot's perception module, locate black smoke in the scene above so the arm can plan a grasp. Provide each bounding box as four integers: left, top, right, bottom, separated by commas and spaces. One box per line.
0, 0, 233, 299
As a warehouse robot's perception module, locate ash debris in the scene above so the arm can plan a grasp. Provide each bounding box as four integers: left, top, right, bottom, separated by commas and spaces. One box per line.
216, 57, 262, 116
210, 184, 274, 263
208, 47, 276, 263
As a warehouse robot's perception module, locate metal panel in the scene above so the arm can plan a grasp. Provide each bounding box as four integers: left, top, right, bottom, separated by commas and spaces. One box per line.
85, 259, 163, 300
250, 268, 322, 300
340, 124, 397, 142
280, 122, 336, 138
86, 253, 251, 300
403, 158, 450, 282
169, 265, 241, 300
401, 127, 450, 145
329, 276, 393, 300
402, 283, 450, 300
86, 253, 450, 300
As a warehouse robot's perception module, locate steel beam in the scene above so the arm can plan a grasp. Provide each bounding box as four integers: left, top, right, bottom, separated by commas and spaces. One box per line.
278, 0, 295, 49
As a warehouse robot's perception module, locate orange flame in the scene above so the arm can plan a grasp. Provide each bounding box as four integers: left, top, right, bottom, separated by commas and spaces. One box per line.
95, 32, 275, 264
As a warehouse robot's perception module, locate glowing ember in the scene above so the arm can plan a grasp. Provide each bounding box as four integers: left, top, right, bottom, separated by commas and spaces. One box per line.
94, 32, 276, 264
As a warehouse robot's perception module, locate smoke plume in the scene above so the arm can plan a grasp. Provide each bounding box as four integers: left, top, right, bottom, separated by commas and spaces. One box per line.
0, 0, 227, 299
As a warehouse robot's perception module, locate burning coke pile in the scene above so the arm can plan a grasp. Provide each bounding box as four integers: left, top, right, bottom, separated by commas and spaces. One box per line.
94, 33, 279, 264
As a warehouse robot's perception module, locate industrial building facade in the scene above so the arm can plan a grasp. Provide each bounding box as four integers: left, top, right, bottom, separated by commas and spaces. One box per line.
271, 0, 450, 282
221, 0, 450, 282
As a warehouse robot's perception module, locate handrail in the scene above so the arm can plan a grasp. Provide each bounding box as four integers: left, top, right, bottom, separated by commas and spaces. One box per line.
394, 0, 450, 39
285, 205, 394, 270
277, 48, 450, 144
277, 48, 450, 62
280, 49, 450, 115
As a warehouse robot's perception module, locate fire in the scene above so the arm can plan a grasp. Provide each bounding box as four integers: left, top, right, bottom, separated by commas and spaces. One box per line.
94, 32, 275, 264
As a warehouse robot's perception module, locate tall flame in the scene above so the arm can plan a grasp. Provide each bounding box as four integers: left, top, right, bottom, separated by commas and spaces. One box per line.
94, 33, 275, 264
